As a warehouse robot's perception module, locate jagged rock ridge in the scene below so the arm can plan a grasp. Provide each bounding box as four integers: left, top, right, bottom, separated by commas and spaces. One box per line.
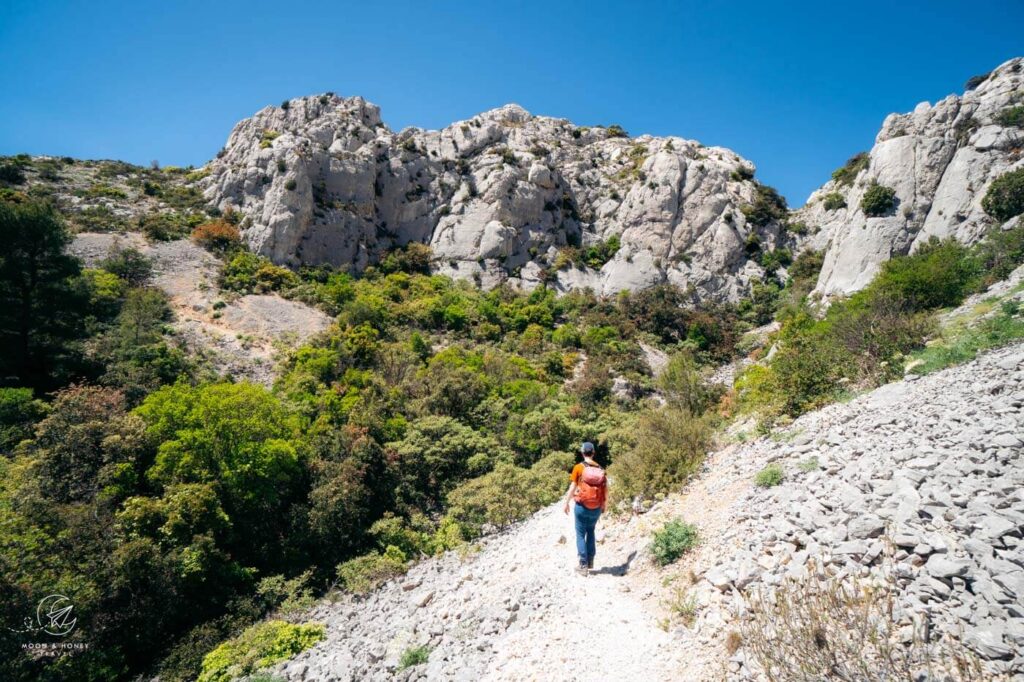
204, 99, 791, 300
206, 56, 1024, 302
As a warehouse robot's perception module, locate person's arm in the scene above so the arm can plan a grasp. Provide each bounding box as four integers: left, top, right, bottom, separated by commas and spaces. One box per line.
562, 481, 577, 514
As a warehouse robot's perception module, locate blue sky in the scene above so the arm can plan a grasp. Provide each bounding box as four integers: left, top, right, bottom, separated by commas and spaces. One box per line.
1, 1, 1021, 205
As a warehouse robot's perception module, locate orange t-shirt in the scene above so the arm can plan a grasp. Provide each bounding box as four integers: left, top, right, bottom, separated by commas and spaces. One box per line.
571, 463, 606, 508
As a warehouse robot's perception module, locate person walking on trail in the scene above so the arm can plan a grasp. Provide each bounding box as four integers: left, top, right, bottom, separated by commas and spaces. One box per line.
563, 441, 607, 575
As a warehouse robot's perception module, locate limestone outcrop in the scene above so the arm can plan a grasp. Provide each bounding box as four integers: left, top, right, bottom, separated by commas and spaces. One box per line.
204, 99, 789, 300
798, 57, 1024, 295
205, 57, 1024, 303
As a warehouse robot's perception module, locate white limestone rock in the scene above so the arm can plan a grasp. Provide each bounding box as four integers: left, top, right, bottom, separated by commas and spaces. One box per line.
796, 57, 1024, 297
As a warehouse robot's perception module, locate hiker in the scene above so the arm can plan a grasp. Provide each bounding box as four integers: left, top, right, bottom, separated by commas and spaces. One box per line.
562, 441, 607, 574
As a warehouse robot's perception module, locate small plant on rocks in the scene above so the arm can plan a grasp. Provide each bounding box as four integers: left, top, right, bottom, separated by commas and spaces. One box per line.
652, 519, 699, 566
797, 456, 820, 472
861, 183, 897, 216
754, 463, 784, 488
398, 644, 431, 669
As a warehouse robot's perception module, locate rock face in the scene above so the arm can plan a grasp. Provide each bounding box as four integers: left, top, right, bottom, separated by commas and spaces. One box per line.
206, 56, 1024, 302
798, 57, 1024, 295
205, 99, 790, 300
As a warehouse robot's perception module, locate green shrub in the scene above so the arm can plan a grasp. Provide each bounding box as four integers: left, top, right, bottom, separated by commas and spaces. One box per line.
860, 183, 896, 216
197, 620, 324, 682
741, 184, 788, 226
0, 387, 45, 451
964, 73, 989, 90
982, 167, 1024, 222
974, 221, 1024, 284
551, 323, 581, 348
651, 519, 699, 566
831, 152, 869, 187
260, 130, 280, 149
788, 250, 824, 292
754, 463, 784, 487
759, 248, 792, 275
0, 163, 27, 185
379, 243, 432, 275
608, 408, 711, 504
222, 251, 300, 293
398, 645, 431, 669
996, 106, 1024, 128
731, 165, 755, 181
578, 234, 621, 269
139, 211, 192, 241
101, 246, 153, 285
658, 351, 710, 414
797, 456, 820, 472
336, 546, 408, 594
445, 454, 568, 537
284, 178, 297, 191
864, 238, 979, 311
606, 124, 629, 138
822, 192, 846, 211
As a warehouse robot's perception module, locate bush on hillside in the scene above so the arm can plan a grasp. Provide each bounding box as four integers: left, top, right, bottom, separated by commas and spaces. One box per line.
379, 242, 433, 275
198, 620, 324, 682
0, 163, 26, 185
974, 221, 1024, 285
192, 220, 241, 253
651, 519, 699, 566
822, 192, 847, 211
754, 463, 784, 487
787, 249, 824, 292
139, 211, 193, 241
964, 73, 989, 91
335, 546, 408, 594
982, 167, 1024, 222
398, 645, 431, 669
221, 251, 299, 293
860, 183, 896, 216
996, 105, 1024, 128
741, 184, 788, 226
864, 238, 979, 311
444, 452, 570, 537
658, 351, 710, 414
831, 152, 869, 187
608, 408, 711, 504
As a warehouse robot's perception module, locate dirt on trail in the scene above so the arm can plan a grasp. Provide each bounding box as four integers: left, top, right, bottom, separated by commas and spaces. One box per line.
70, 232, 331, 384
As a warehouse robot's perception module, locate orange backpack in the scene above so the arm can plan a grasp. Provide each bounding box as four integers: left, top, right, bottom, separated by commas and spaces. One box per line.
575, 463, 607, 509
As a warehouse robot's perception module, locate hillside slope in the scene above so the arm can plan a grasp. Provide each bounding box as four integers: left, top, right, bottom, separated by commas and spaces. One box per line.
273, 342, 1024, 681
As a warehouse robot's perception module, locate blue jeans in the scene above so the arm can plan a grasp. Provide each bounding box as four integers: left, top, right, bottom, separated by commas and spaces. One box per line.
574, 503, 602, 566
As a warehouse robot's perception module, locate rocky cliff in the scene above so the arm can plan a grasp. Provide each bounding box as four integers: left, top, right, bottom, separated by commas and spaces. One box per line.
205, 57, 1024, 303
799, 57, 1024, 295
204, 100, 791, 300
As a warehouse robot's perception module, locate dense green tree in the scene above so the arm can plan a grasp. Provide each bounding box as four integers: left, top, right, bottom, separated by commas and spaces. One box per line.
0, 201, 87, 389
388, 415, 512, 510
